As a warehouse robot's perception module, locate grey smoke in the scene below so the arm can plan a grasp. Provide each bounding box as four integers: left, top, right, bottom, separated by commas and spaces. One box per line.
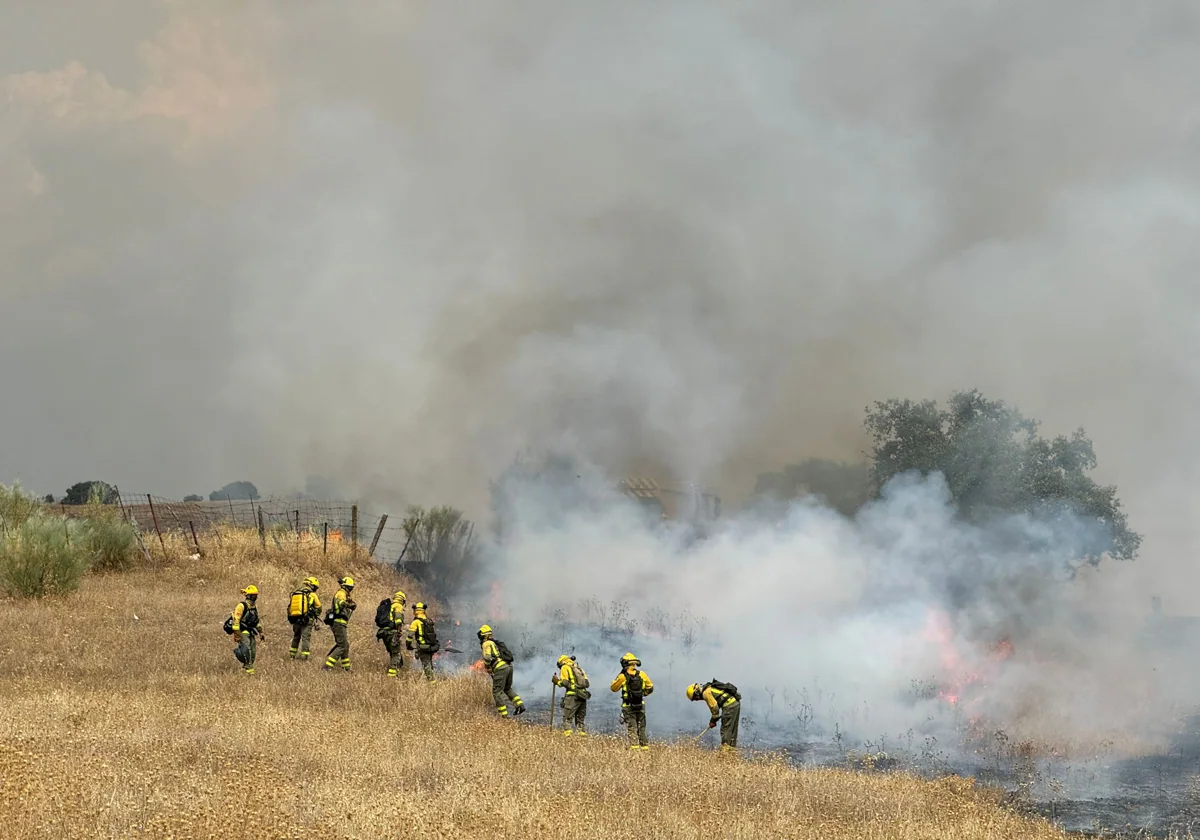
3, 0, 1200, 712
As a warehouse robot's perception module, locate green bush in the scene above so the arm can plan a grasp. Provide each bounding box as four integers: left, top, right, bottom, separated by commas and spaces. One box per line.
0, 482, 39, 530
79, 491, 139, 573
0, 514, 90, 598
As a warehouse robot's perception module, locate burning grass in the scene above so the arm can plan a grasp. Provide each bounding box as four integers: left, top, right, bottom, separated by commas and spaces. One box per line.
0, 528, 1091, 839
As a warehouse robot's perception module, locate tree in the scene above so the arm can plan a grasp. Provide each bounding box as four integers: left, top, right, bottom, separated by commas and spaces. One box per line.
396, 505, 481, 601
62, 481, 117, 506
183, 494, 203, 502
752, 458, 871, 517
209, 481, 260, 502
864, 389, 1141, 563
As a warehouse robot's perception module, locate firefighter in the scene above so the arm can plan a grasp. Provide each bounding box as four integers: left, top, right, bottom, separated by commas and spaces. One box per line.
383, 589, 407, 677
552, 654, 591, 736
687, 680, 741, 750
288, 576, 321, 660
322, 576, 356, 671
406, 601, 440, 682
478, 625, 525, 717
610, 653, 653, 749
231, 585, 263, 675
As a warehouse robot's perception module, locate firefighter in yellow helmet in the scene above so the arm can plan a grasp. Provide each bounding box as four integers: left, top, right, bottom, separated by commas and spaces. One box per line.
380, 589, 407, 677
478, 624, 525, 717
610, 653, 653, 749
552, 654, 591, 735
687, 680, 741, 750
230, 585, 264, 674
288, 576, 321, 660
322, 576, 356, 671
406, 602, 439, 682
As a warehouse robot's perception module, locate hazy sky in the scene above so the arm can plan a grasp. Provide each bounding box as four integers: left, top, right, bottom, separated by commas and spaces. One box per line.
3, 1, 1199, 604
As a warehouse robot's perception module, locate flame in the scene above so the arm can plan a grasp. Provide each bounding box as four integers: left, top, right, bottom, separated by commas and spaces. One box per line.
919, 608, 1012, 713
470, 659, 487, 673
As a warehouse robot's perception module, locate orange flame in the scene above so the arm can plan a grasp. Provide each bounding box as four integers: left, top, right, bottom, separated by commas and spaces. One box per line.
470, 659, 487, 673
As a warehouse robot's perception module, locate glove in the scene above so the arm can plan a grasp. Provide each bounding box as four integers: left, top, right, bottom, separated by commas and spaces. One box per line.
405, 642, 414, 651
551, 675, 560, 686
709, 719, 718, 729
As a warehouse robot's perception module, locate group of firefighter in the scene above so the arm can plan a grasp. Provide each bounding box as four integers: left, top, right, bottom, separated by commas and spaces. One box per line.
227, 578, 742, 751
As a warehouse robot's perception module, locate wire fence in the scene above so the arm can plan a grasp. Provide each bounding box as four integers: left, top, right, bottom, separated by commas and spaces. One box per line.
57, 491, 417, 565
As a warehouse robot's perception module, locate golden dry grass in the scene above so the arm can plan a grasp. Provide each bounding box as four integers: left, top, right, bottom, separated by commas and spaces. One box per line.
0, 529, 1080, 839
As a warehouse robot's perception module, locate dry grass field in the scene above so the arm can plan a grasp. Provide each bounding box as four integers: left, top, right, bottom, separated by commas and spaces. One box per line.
0, 529, 1080, 839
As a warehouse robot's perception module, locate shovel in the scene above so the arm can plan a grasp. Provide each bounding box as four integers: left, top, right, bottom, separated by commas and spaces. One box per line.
549, 680, 557, 730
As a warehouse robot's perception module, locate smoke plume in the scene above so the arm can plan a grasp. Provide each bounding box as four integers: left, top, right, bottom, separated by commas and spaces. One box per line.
4, 1, 1200, 778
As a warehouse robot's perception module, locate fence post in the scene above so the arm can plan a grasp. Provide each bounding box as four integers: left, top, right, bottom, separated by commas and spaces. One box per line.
146, 494, 166, 556
351, 505, 359, 558
189, 521, 200, 553
369, 514, 388, 557
115, 485, 128, 522
294, 509, 301, 535
227, 496, 236, 526
323, 522, 328, 554
257, 507, 266, 549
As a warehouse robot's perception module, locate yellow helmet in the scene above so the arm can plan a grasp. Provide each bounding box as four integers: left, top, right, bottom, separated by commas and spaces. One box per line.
340, 576, 355, 588
479, 624, 493, 636
415, 602, 427, 612
686, 683, 702, 701
242, 585, 259, 596
394, 590, 406, 602
304, 576, 319, 590
620, 652, 639, 667
557, 655, 572, 667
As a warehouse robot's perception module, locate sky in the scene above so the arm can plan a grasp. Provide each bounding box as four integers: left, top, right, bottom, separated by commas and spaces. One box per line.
3, 0, 1200, 612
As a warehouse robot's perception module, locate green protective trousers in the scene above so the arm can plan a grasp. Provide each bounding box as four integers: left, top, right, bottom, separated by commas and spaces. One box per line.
236, 631, 257, 672
720, 701, 741, 748
490, 664, 523, 716
561, 694, 587, 733
383, 631, 406, 676
417, 651, 435, 682
324, 622, 351, 670
622, 706, 648, 747
289, 619, 314, 659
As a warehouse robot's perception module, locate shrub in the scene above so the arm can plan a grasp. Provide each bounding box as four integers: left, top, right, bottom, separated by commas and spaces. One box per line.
79, 490, 139, 573
0, 514, 89, 598
0, 482, 39, 530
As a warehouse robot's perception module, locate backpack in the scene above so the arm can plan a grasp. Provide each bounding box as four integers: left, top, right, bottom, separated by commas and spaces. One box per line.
222, 615, 235, 635
571, 660, 590, 690
494, 639, 515, 664
288, 590, 308, 624
625, 671, 645, 707
709, 679, 741, 701
374, 598, 393, 629
568, 661, 591, 700
420, 618, 440, 654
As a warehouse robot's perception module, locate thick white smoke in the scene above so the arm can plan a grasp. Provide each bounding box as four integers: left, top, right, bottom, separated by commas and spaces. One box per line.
471, 460, 1184, 761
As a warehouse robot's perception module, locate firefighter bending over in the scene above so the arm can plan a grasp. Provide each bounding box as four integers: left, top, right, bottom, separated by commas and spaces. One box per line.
478, 625, 525, 717
552, 654, 591, 736
407, 602, 440, 682
231, 585, 263, 675
610, 653, 653, 750
687, 680, 741, 750
323, 576, 356, 671
287, 576, 321, 660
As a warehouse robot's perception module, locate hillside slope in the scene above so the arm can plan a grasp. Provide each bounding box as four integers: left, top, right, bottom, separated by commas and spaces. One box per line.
0, 538, 1072, 839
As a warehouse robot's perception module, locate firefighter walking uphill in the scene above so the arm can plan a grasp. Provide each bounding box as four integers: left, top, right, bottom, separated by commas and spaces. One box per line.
610, 653, 653, 749
287, 576, 321, 660
230, 585, 263, 674
552, 655, 591, 736
322, 576, 356, 671
687, 680, 741, 750
407, 602, 440, 682
478, 625, 525, 717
